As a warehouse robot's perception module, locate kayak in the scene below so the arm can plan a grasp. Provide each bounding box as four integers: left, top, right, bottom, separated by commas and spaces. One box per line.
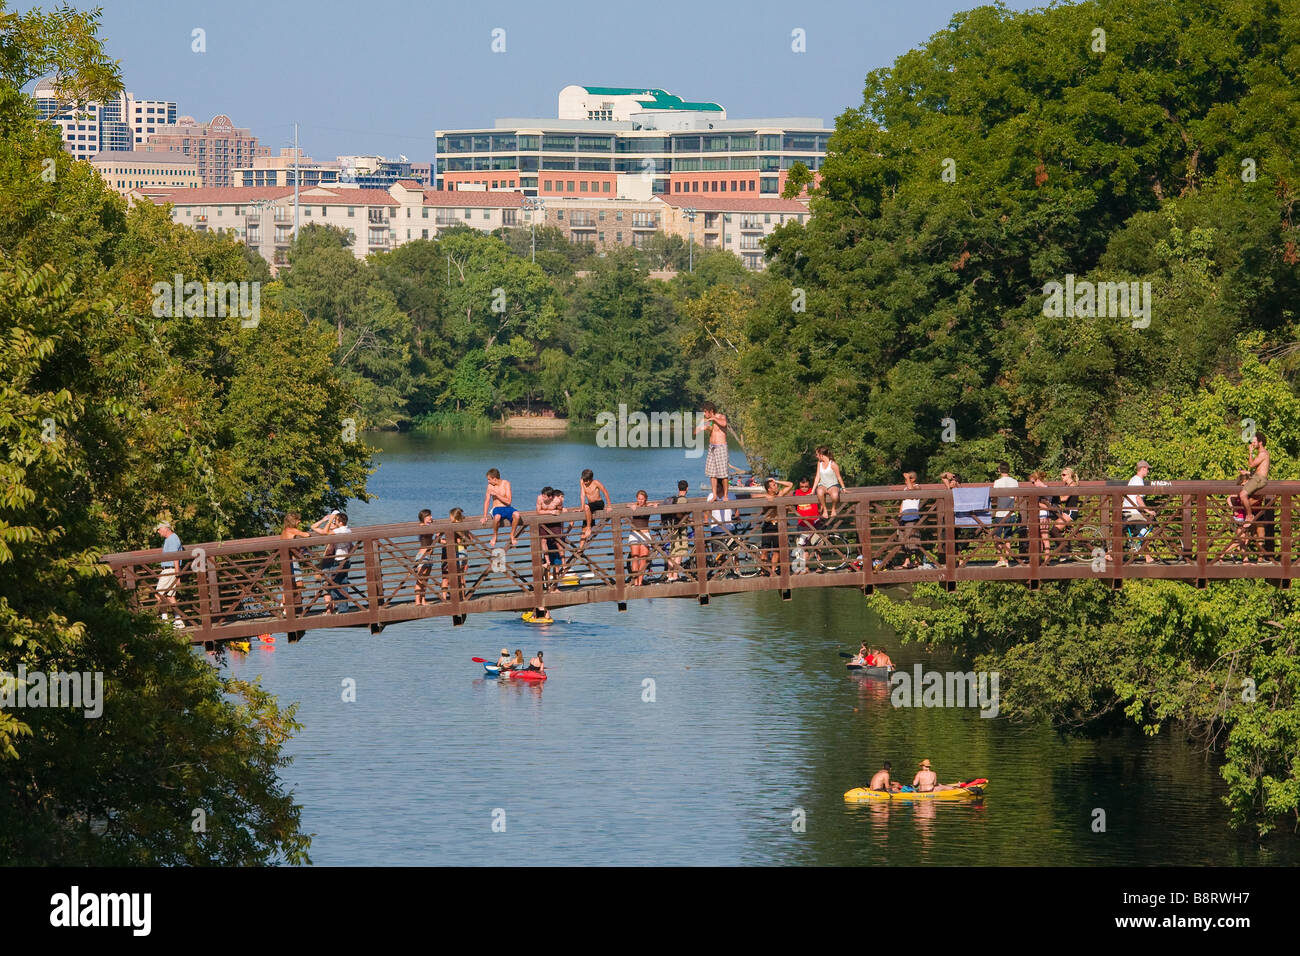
483, 663, 548, 682
846, 663, 894, 679
844, 780, 987, 802
522, 611, 554, 624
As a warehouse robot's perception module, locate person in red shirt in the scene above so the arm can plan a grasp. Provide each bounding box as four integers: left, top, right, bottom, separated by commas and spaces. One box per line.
793, 475, 821, 530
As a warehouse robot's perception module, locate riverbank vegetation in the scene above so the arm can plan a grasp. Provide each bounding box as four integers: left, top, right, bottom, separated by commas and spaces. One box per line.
0, 3, 375, 862
773, 0, 1299, 836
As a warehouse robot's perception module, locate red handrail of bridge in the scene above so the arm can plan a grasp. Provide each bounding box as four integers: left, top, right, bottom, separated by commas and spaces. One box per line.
100, 480, 1294, 646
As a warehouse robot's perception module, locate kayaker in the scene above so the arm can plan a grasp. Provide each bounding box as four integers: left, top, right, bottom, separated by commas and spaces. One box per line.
912, 759, 961, 793
868, 761, 902, 793
512, 649, 525, 671
872, 647, 894, 668
526, 650, 545, 673
496, 647, 512, 670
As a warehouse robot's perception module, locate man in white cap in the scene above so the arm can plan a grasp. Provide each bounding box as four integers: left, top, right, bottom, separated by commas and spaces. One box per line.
155, 521, 184, 622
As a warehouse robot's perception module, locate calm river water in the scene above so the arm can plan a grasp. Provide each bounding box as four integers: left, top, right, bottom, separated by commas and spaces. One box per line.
223, 432, 1297, 865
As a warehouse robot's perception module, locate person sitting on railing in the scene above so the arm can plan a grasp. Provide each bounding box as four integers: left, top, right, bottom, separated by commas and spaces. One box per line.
578, 468, 611, 550
481, 468, 522, 549
814, 446, 846, 519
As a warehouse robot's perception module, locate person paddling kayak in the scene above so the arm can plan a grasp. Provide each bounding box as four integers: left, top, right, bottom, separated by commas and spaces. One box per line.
495, 648, 513, 671
525, 650, 545, 674
869, 760, 902, 793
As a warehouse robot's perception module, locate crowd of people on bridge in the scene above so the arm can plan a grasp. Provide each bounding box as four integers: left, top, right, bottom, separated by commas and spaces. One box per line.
144, 402, 1280, 622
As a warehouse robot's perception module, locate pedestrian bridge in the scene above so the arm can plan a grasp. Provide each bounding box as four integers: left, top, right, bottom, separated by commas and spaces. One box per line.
101, 481, 1296, 646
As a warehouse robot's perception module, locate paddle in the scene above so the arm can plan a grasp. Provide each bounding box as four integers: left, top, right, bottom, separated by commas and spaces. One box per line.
838, 651, 853, 658
471, 657, 489, 663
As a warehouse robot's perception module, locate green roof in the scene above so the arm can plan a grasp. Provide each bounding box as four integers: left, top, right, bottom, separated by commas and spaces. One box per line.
580, 86, 723, 112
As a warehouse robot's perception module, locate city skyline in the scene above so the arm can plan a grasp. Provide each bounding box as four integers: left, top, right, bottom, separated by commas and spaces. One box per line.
29, 0, 1039, 161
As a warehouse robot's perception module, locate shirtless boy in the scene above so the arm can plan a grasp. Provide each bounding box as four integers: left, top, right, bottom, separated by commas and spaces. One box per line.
1241, 432, 1270, 526
578, 468, 611, 548
481, 468, 522, 547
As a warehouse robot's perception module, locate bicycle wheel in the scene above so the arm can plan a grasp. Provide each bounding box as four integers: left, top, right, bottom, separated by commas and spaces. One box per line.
812, 533, 852, 572
1070, 525, 1108, 565
732, 542, 764, 578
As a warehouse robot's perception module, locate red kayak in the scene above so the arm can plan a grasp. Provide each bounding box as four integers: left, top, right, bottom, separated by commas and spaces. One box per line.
484, 663, 547, 681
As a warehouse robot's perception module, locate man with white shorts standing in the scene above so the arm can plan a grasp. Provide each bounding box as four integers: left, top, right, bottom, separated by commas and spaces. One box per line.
154, 521, 184, 624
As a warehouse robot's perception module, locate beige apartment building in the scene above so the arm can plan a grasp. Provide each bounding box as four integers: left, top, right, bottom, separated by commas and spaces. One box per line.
659, 195, 809, 271
140, 178, 808, 272
91, 150, 199, 197
140, 181, 526, 271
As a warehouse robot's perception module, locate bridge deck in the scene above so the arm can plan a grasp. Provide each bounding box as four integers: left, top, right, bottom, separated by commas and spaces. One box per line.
100, 481, 1296, 645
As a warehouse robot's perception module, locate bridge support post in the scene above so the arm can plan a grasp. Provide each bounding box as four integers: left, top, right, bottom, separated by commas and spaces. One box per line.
617, 601, 627, 612
697, 595, 709, 606
452, 614, 466, 626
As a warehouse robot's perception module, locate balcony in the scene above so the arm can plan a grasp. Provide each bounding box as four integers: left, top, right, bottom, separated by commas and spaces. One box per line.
569, 214, 597, 227
434, 214, 460, 226
739, 219, 764, 231
631, 216, 659, 229
367, 209, 388, 225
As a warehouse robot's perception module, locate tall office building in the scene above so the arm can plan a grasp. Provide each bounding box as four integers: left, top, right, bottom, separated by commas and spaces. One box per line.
31, 79, 177, 158
145, 114, 269, 188
436, 84, 828, 198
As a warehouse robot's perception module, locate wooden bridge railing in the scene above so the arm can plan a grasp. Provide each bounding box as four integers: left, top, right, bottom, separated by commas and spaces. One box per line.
100, 481, 1296, 646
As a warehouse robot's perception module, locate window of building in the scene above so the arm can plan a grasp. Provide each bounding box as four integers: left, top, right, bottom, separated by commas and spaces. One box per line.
566, 180, 575, 192
692, 181, 699, 192
580, 181, 588, 192
347, 207, 355, 217
464, 209, 472, 219
422, 228, 429, 238
598, 232, 604, 241
602, 181, 610, 192
616, 211, 623, 221
483, 209, 490, 219
544, 180, 552, 191
616, 232, 622, 242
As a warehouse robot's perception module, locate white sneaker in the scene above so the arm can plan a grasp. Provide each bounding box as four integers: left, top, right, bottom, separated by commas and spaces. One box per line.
995, 559, 1009, 568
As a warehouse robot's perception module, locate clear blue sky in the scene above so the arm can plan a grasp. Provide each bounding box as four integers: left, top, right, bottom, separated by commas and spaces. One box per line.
46, 0, 1040, 161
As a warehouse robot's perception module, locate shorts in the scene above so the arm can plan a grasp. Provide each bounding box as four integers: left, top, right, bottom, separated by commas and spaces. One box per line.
586, 499, 605, 514
705, 443, 729, 479
628, 529, 651, 547
1243, 474, 1267, 497
156, 570, 178, 595
548, 550, 563, 567
760, 521, 779, 550
993, 515, 1018, 538
491, 504, 517, 521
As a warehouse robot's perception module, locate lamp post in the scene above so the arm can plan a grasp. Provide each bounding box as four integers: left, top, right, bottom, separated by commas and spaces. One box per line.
522, 196, 545, 264
684, 207, 696, 272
